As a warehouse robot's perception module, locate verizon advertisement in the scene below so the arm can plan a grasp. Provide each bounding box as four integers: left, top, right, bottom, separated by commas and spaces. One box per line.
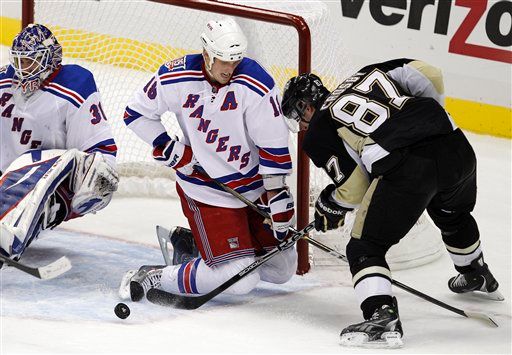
330, 0, 511, 108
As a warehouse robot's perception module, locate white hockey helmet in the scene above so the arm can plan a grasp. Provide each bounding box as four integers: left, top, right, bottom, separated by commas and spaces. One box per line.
201, 17, 248, 69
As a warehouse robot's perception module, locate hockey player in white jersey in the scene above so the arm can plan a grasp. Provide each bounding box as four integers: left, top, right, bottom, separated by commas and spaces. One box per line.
0, 24, 118, 264
120, 18, 296, 301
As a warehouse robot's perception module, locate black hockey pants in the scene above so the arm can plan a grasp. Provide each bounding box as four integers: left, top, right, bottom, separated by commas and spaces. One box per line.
347, 129, 479, 272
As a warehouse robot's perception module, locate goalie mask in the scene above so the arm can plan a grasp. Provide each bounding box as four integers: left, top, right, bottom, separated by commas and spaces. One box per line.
201, 17, 248, 70
281, 73, 329, 132
9, 24, 62, 97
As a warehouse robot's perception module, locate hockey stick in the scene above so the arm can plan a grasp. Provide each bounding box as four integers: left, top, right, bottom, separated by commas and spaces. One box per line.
202, 171, 498, 327
302, 236, 498, 328
0, 253, 72, 280
146, 221, 315, 309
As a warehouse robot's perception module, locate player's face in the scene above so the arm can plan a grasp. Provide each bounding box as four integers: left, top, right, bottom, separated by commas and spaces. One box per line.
210, 58, 241, 84
10, 54, 43, 79
19, 58, 39, 73
299, 105, 315, 131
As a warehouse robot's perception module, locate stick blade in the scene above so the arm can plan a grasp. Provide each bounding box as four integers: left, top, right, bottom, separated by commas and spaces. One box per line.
37, 256, 72, 279
465, 311, 499, 327
146, 288, 205, 310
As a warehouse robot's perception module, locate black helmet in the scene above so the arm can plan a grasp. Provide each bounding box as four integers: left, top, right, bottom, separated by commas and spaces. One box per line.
281, 73, 329, 125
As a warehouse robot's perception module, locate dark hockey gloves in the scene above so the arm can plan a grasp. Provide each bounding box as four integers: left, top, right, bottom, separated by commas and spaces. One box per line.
258, 188, 295, 241
314, 184, 352, 232
152, 138, 197, 175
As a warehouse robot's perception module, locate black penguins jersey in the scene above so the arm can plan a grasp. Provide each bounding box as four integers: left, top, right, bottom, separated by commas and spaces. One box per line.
303, 58, 457, 207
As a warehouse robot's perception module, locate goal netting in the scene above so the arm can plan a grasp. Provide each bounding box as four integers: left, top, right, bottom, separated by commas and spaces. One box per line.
28, 0, 445, 271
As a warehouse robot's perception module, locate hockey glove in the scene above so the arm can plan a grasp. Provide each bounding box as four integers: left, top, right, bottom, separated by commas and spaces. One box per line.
258, 188, 295, 241
314, 184, 352, 232
72, 151, 119, 215
152, 139, 197, 175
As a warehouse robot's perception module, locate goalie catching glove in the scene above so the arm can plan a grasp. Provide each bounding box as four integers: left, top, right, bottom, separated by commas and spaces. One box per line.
152, 138, 197, 175
71, 151, 119, 215
258, 188, 295, 241
314, 184, 352, 232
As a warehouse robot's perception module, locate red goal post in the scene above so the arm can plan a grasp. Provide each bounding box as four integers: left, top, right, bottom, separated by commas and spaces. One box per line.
22, 0, 314, 274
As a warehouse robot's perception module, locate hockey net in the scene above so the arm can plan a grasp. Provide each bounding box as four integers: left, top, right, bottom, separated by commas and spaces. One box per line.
27, 0, 444, 271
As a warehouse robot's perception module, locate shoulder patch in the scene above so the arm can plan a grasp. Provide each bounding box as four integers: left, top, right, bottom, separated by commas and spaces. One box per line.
158, 54, 203, 76
164, 56, 186, 72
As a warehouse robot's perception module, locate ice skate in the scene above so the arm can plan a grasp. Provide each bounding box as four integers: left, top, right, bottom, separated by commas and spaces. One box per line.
157, 226, 198, 265
128, 265, 165, 302
340, 298, 403, 349
449, 255, 504, 301
170, 226, 198, 264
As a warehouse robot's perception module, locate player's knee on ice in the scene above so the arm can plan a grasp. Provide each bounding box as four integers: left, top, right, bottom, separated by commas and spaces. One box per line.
160, 257, 260, 295
159, 249, 297, 296
259, 247, 297, 284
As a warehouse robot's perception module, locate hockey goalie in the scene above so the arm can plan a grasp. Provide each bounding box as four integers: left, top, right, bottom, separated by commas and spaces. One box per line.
0, 24, 118, 264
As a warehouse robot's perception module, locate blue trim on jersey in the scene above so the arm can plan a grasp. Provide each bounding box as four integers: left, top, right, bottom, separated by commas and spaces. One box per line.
231, 79, 265, 97
41, 87, 81, 108
152, 132, 173, 148
216, 165, 259, 184
161, 77, 205, 86
86, 138, 117, 157
176, 172, 224, 191
259, 159, 292, 170
235, 180, 263, 193
234, 58, 275, 90
124, 106, 142, 125
259, 147, 290, 155
0, 84, 12, 90
177, 171, 263, 194
0, 65, 15, 81
50, 64, 98, 101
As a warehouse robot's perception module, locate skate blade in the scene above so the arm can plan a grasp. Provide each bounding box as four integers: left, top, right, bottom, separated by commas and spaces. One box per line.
462, 289, 505, 302
340, 331, 403, 349
156, 225, 173, 266
118, 270, 137, 300
485, 290, 505, 301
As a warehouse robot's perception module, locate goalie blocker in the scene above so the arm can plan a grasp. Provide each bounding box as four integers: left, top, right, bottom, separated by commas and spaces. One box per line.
0, 149, 118, 260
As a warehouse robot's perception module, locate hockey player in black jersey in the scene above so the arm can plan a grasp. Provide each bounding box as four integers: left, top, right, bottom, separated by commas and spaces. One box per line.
281, 59, 503, 348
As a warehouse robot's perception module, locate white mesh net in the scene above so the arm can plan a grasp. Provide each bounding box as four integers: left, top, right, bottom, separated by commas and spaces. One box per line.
32, 0, 444, 269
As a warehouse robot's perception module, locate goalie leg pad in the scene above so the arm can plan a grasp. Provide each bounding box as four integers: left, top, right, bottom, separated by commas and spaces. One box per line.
0, 149, 77, 258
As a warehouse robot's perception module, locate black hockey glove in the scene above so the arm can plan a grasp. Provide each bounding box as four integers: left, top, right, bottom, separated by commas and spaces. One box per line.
314, 184, 352, 232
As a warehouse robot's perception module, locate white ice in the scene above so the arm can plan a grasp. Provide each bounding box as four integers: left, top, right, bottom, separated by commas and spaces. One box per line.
1, 46, 511, 354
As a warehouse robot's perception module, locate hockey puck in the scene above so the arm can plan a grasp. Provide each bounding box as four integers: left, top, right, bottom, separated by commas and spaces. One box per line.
114, 302, 130, 319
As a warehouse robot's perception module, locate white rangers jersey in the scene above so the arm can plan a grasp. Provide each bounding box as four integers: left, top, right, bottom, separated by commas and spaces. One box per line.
0, 64, 117, 173
125, 54, 292, 207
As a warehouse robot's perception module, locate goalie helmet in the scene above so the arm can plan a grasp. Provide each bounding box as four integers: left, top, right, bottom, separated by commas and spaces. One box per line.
281, 73, 329, 127
9, 24, 62, 96
201, 17, 248, 70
